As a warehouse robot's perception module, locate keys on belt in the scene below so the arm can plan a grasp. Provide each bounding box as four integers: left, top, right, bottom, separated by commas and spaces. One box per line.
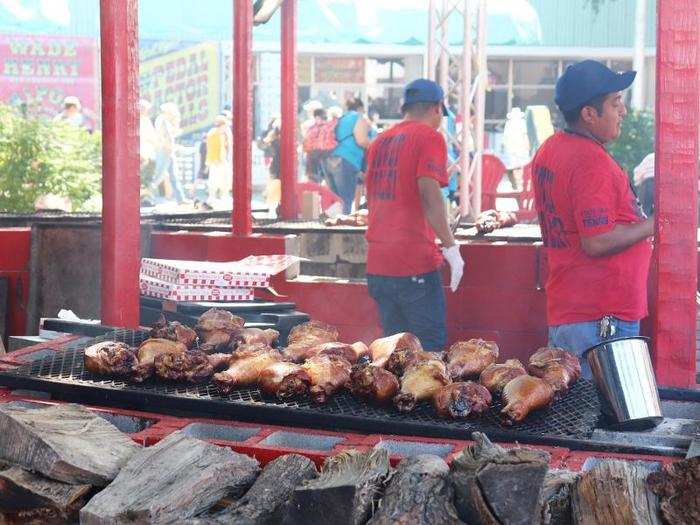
598, 316, 617, 339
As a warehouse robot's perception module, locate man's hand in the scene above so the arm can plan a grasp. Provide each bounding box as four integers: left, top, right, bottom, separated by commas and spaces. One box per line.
442, 245, 465, 292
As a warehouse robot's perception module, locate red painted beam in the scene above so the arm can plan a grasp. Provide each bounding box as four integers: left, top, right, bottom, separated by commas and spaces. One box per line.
279, 0, 298, 219
99, 0, 140, 328
232, 1, 253, 236
650, 0, 700, 386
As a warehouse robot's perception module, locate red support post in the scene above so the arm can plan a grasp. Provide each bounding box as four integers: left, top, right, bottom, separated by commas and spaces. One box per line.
233, 0, 253, 235
99, 0, 140, 328
280, 0, 298, 219
651, 0, 700, 386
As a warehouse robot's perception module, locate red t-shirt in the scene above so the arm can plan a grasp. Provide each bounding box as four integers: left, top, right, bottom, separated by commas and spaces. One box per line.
365, 121, 449, 276
532, 131, 652, 325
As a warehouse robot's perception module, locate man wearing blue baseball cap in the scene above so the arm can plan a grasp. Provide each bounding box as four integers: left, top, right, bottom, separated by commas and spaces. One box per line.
531, 60, 654, 377
364, 78, 464, 350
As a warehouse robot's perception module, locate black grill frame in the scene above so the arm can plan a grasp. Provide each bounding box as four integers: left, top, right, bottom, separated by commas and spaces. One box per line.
0, 329, 614, 451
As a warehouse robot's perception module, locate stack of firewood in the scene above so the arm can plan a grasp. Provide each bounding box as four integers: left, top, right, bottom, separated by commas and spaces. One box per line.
0, 402, 696, 524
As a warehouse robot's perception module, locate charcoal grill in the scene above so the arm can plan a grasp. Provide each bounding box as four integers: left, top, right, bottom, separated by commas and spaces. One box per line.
0, 329, 621, 453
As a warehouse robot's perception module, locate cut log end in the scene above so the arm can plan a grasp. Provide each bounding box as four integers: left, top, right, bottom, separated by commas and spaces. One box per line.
368, 454, 462, 525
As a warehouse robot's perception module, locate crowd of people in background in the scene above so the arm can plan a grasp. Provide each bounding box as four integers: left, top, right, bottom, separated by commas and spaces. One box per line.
48, 85, 661, 219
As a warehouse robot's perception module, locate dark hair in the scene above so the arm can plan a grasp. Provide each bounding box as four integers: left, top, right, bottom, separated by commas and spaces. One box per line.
401, 101, 440, 117
346, 97, 364, 111
562, 92, 608, 126
313, 108, 327, 119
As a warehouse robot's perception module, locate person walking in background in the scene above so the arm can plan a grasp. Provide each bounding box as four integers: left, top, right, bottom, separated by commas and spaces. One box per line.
303, 107, 338, 183
205, 114, 233, 205
53, 96, 91, 131
353, 114, 379, 211
257, 116, 282, 214
300, 100, 323, 138
139, 99, 158, 165
324, 97, 373, 213
152, 102, 186, 204
138, 99, 158, 201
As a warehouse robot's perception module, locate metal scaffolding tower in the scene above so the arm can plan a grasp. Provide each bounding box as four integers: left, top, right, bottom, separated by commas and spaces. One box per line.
427, 0, 487, 218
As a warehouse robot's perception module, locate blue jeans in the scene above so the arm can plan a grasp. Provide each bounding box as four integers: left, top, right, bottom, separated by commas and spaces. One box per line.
367, 270, 446, 351
548, 318, 641, 379
324, 155, 359, 214
153, 150, 184, 203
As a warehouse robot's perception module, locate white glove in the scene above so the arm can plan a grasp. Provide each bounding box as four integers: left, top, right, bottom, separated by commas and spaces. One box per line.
442, 245, 465, 292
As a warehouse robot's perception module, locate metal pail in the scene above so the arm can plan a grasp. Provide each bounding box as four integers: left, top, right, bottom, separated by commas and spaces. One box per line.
583, 337, 663, 429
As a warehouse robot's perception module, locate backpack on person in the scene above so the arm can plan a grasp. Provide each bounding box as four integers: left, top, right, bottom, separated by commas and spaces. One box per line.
303, 119, 338, 153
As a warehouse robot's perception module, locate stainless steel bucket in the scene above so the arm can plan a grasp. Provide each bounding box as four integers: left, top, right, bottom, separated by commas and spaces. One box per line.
584, 337, 663, 429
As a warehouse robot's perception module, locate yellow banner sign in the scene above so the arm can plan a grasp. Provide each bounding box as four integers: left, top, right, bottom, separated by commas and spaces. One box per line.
140, 42, 220, 135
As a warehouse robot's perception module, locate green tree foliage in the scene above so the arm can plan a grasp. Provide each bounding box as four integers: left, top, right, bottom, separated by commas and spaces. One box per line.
0, 104, 101, 212
608, 110, 654, 178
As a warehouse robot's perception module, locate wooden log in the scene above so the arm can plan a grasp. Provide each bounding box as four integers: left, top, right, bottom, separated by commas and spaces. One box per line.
539, 470, 579, 525
0, 403, 140, 486
571, 459, 661, 525
203, 454, 317, 524
80, 431, 260, 524
647, 456, 699, 525
285, 448, 391, 525
368, 454, 463, 525
450, 432, 550, 525
0, 465, 92, 523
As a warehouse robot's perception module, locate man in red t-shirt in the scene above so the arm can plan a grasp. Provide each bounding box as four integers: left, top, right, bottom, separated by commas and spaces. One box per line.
532, 60, 654, 377
365, 79, 465, 350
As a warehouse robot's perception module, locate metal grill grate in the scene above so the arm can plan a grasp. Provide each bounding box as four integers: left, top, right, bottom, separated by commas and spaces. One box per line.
0, 329, 602, 446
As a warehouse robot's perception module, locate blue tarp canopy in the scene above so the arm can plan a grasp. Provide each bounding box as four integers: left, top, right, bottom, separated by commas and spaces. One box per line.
0, 0, 542, 46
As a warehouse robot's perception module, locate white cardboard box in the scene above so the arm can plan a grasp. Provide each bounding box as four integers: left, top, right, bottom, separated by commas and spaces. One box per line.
140, 255, 302, 288
139, 275, 254, 302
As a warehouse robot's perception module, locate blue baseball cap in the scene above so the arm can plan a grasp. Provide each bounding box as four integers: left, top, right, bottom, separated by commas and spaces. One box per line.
555, 60, 636, 112
403, 78, 448, 115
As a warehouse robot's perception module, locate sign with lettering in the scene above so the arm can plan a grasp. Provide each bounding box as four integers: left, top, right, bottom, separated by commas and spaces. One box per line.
139, 42, 220, 135
0, 35, 98, 120
314, 57, 365, 83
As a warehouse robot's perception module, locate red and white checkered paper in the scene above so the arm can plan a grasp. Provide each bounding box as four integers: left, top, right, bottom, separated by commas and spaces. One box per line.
140, 255, 302, 287
139, 275, 254, 302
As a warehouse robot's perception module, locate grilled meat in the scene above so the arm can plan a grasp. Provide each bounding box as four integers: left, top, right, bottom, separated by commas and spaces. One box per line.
444, 339, 499, 380
258, 361, 312, 400
369, 332, 423, 369
349, 363, 400, 405
501, 375, 555, 425
213, 345, 282, 394
149, 314, 197, 348
475, 209, 517, 234
313, 341, 370, 363
283, 343, 318, 364
287, 320, 339, 346
479, 359, 528, 395
432, 381, 492, 419
194, 308, 245, 351
527, 347, 581, 395
284, 321, 341, 363
207, 352, 233, 370
393, 359, 451, 413
132, 338, 188, 382
324, 210, 368, 227
302, 355, 352, 404
385, 348, 434, 377
153, 349, 214, 383
84, 342, 137, 376
231, 328, 280, 349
